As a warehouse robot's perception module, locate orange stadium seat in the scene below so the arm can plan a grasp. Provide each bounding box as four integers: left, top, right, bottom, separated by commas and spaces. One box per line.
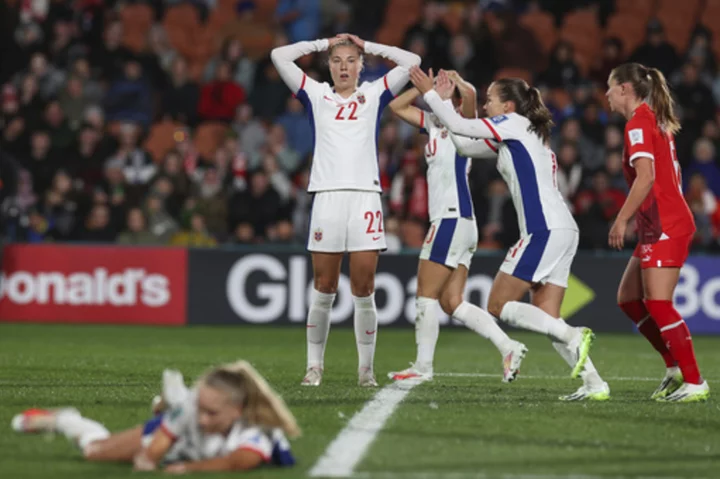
560, 10, 602, 76
519, 11, 558, 55
121, 4, 154, 52
615, 0, 656, 21
194, 122, 229, 160
657, 0, 701, 23
656, 10, 695, 53
144, 121, 183, 163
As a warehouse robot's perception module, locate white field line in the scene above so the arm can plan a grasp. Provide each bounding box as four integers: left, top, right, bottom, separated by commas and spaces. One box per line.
352, 473, 700, 479
308, 379, 424, 478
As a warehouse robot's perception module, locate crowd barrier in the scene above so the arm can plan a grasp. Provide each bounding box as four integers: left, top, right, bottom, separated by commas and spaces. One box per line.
1, 244, 719, 333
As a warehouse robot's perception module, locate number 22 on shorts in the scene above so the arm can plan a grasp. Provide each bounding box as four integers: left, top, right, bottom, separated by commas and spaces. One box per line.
364, 211, 383, 240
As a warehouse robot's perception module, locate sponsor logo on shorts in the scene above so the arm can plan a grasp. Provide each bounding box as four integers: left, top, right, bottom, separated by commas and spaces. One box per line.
314, 228, 323, 242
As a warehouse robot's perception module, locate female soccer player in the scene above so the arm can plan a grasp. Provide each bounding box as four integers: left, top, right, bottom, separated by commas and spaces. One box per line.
271, 34, 420, 387
387, 70, 528, 383
606, 63, 709, 402
410, 67, 608, 400
12, 361, 300, 473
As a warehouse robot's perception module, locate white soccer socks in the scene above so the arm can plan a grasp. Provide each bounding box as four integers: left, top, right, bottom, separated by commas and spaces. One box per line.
306, 288, 336, 370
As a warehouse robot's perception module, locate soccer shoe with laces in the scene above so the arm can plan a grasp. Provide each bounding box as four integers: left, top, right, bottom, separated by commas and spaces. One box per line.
358, 368, 379, 387
559, 382, 610, 401
11, 407, 79, 433
389, 363, 433, 382
650, 367, 683, 400
569, 327, 595, 379
301, 366, 323, 386
659, 381, 710, 403
502, 341, 528, 383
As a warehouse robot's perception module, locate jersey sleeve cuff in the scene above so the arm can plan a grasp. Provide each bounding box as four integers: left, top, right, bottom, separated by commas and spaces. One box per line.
629, 151, 654, 166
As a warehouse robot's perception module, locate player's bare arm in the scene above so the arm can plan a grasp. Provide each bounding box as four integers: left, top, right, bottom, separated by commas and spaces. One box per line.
609, 157, 655, 250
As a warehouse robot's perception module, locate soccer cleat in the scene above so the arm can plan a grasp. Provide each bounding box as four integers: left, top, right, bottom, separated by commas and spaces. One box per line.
569, 327, 595, 379
659, 381, 709, 403
502, 341, 528, 383
650, 367, 683, 400
388, 363, 433, 382
11, 408, 78, 433
559, 382, 610, 402
301, 367, 323, 386
358, 368, 379, 387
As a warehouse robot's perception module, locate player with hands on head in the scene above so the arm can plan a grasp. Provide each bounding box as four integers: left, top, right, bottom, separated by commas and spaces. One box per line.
387, 69, 528, 383
606, 62, 708, 402
408, 66, 608, 401
271, 33, 421, 387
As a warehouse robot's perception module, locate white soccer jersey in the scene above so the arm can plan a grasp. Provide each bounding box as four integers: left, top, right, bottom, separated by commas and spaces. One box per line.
421, 108, 476, 222
423, 91, 577, 236
272, 39, 420, 192
159, 389, 279, 464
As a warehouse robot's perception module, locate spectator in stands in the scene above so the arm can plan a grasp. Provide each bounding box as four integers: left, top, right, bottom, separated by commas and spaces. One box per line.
685, 138, 720, 197
291, 167, 311, 244
23, 52, 65, 100
249, 59, 290, 121
276, 0, 321, 43
155, 150, 191, 200
91, 20, 132, 82
591, 37, 623, 85
228, 170, 285, 242
674, 62, 716, 138
404, 2, 451, 71
555, 141, 583, 209
18, 73, 44, 128
27, 130, 58, 196
553, 117, 603, 170
204, 38, 256, 96
685, 173, 719, 248
105, 59, 152, 127
389, 152, 428, 221
252, 124, 300, 174
276, 97, 313, 160
58, 75, 90, 130
190, 166, 228, 238
487, 11, 542, 72
604, 150, 626, 191
43, 100, 74, 153
574, 170, 626, 250
579, 101, 606, 146
48, 17, 78, 70
537, 41, 581, 90
41, 170, 79, 241
198, 61, 246, 123
108, 123, 157, 190
145, 192, 179, 243
148, 25, 178, 73
77, 203, 117, 242
630, 19, 680, 78
267, 219, 296, 244
683, 26, 717, 84
117, 207, 159, 245
171, 212, 218, 247
161, 57, 200, 126
232, 104, 266, 159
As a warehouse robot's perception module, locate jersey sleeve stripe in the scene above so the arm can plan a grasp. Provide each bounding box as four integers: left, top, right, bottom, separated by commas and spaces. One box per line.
299, 74, 306, 91
383, 75, 389, 91
481, 118, 502, 142
484, 139, 498, 153
629, 151, 654, 166
236, 445, 271, 462
419, 110, 424, 129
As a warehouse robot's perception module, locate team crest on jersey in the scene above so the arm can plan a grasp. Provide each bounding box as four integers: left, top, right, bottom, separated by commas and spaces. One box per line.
441, 130, 448, 139
314, 228, 323, 242
357, 93, 366, 104
490, 114, 508, 124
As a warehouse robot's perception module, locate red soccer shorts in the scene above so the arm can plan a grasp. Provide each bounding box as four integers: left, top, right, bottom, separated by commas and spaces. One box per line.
633, 235, 693, 269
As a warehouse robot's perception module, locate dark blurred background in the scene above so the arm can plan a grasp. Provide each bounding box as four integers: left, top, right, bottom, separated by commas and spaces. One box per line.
1, 0, 719, 253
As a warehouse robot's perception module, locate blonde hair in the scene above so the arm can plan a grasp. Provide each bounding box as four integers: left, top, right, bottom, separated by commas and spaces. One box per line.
328, 39, 363, 60
200, 360, 301, 439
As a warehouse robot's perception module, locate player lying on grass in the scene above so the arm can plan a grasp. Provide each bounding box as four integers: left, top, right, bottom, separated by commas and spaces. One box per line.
12, 361, 300, 473
410, 68, 608, 401
387, 68, 527, 383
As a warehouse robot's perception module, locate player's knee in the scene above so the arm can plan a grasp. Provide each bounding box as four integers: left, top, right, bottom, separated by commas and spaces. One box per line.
350, 279, 374, 298
314, 277, 338, 294
439, 291, 462, 315
487, 298, 505, 319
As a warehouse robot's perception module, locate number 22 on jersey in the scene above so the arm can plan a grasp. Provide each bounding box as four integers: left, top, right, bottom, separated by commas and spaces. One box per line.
335, 102, 359, 121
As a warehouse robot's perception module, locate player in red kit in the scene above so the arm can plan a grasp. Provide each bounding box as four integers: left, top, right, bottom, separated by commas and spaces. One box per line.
606, 63, 709, 402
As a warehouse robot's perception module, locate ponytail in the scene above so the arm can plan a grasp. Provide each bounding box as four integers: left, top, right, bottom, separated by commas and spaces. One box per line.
201, 361, 301, 439
494, 78, 554, 143
647, 68, 680, 135
610, 63, 680, 134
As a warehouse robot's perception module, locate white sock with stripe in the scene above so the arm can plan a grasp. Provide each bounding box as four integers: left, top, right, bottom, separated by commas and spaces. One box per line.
306, 288, 335, 370
414, 296, 439, 372
500, 301, 575, 343
354, 293, 378, 373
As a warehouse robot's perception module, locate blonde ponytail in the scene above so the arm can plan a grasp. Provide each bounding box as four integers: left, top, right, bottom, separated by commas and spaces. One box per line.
647, 68, 681, 135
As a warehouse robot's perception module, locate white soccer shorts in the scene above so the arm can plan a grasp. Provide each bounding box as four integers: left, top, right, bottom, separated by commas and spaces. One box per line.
307, 190, 387, 253
419, 217, 478, 269
500, 229, 579, 287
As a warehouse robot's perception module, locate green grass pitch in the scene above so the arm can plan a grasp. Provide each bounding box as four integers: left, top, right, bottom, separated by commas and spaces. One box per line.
1, 323, 719, 478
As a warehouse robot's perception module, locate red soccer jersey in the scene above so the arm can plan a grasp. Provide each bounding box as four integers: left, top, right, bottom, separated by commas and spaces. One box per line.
622, 103, 696, 244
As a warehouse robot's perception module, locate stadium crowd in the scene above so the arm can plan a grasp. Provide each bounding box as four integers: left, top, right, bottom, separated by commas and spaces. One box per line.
1, 0, 720, 252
